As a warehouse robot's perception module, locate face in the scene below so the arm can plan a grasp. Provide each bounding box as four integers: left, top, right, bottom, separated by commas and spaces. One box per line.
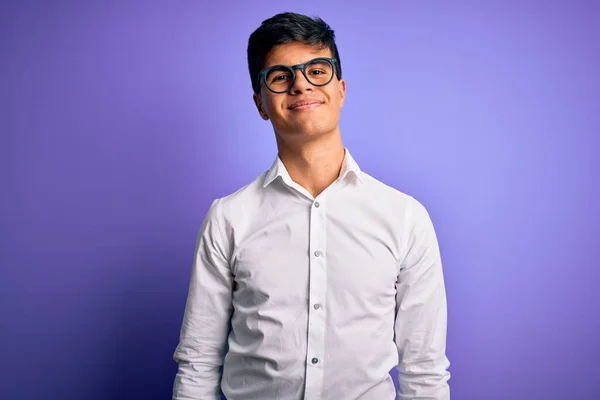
253, 42, 346, 142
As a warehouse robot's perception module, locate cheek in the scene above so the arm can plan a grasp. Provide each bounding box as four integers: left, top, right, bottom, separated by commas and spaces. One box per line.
259, 92, 277, 113
328, 92, 343, 109
329, 85, 344, 102
265, 98, 284, 114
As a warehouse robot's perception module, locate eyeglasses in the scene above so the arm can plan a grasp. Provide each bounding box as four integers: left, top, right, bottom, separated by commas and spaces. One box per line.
257, 57, 338, 94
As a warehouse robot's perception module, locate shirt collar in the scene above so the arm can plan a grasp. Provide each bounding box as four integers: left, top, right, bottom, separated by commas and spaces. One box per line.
262, 148, 363, 188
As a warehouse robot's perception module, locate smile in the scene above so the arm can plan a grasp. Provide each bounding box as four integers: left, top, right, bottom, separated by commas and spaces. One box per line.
288, 101, 323, 111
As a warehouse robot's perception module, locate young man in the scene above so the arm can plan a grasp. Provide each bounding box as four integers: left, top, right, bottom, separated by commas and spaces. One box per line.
172, 12, 450, 400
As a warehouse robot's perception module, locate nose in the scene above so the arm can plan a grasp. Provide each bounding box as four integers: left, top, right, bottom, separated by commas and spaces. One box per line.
289, 68, 313, 94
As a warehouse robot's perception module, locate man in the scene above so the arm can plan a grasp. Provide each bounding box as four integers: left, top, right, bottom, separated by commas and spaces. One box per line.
173, 12, 450, 400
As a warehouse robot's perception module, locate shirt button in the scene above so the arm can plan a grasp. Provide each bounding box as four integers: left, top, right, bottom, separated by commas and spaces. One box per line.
311, 357, 319, 364
314, 201, 320, 208
314, 250, 322, 257
313, 304, 321, 310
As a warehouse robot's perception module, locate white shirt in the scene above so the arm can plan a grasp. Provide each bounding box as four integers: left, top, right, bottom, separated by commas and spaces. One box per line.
172, 148, 450, 400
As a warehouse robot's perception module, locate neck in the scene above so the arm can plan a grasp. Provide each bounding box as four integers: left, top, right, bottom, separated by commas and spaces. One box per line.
275, 131, 345, 198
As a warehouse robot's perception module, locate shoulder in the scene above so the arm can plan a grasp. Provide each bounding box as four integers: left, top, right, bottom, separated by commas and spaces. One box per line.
358, 171, 428, 216
204, 170, 270, 227
356, 171, 437, 244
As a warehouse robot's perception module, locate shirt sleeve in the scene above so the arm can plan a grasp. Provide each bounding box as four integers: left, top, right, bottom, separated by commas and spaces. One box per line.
395, 197, 451, 400
172, 198, 233, 400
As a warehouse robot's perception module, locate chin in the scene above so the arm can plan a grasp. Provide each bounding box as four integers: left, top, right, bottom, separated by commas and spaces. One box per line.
281, 127, 333, 141
273, 117, 338, 139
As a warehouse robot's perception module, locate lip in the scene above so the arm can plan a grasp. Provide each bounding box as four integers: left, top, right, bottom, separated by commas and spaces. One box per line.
288, 99, 323, 111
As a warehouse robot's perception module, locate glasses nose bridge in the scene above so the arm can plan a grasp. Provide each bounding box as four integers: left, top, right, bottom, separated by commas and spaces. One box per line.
290, 63, 311, 88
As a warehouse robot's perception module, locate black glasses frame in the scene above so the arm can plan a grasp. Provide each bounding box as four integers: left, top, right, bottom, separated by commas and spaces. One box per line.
257, 57, 338, 94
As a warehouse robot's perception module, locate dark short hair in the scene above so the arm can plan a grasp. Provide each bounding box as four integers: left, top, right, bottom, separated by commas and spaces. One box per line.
247, 12, 342, 94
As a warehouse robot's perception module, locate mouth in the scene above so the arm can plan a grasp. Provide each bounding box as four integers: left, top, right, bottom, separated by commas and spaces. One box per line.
288, 100, 323, 111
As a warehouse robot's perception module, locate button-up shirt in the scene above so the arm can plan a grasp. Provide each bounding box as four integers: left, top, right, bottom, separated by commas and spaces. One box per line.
172, 149, 450, 400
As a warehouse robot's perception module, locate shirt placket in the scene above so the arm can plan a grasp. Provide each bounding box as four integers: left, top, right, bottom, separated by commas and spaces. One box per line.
303, 196, 328, 400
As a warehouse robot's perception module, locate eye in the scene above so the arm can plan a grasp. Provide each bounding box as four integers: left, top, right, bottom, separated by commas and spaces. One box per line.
306, 61, 333, 77
267, 68, 292, 84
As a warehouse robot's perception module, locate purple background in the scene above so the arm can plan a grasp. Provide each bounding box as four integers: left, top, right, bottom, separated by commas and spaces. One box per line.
2, 1, 599, 399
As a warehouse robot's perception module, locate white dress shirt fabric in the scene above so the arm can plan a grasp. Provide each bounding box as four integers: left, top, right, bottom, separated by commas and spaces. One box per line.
172, 148, 450, 400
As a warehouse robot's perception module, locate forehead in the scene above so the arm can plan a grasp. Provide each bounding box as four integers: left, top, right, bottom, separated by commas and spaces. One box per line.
264, 42, 333, 68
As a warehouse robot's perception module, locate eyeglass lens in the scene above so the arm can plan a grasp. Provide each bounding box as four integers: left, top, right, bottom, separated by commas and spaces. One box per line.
266, 59, 334, 93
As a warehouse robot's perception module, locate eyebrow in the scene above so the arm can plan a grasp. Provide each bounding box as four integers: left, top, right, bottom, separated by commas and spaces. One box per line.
264, 56, 331, 69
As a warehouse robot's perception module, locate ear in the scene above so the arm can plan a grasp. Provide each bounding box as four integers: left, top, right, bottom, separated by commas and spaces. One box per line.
253, 93, 270, 120
338, 79, 346, 108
